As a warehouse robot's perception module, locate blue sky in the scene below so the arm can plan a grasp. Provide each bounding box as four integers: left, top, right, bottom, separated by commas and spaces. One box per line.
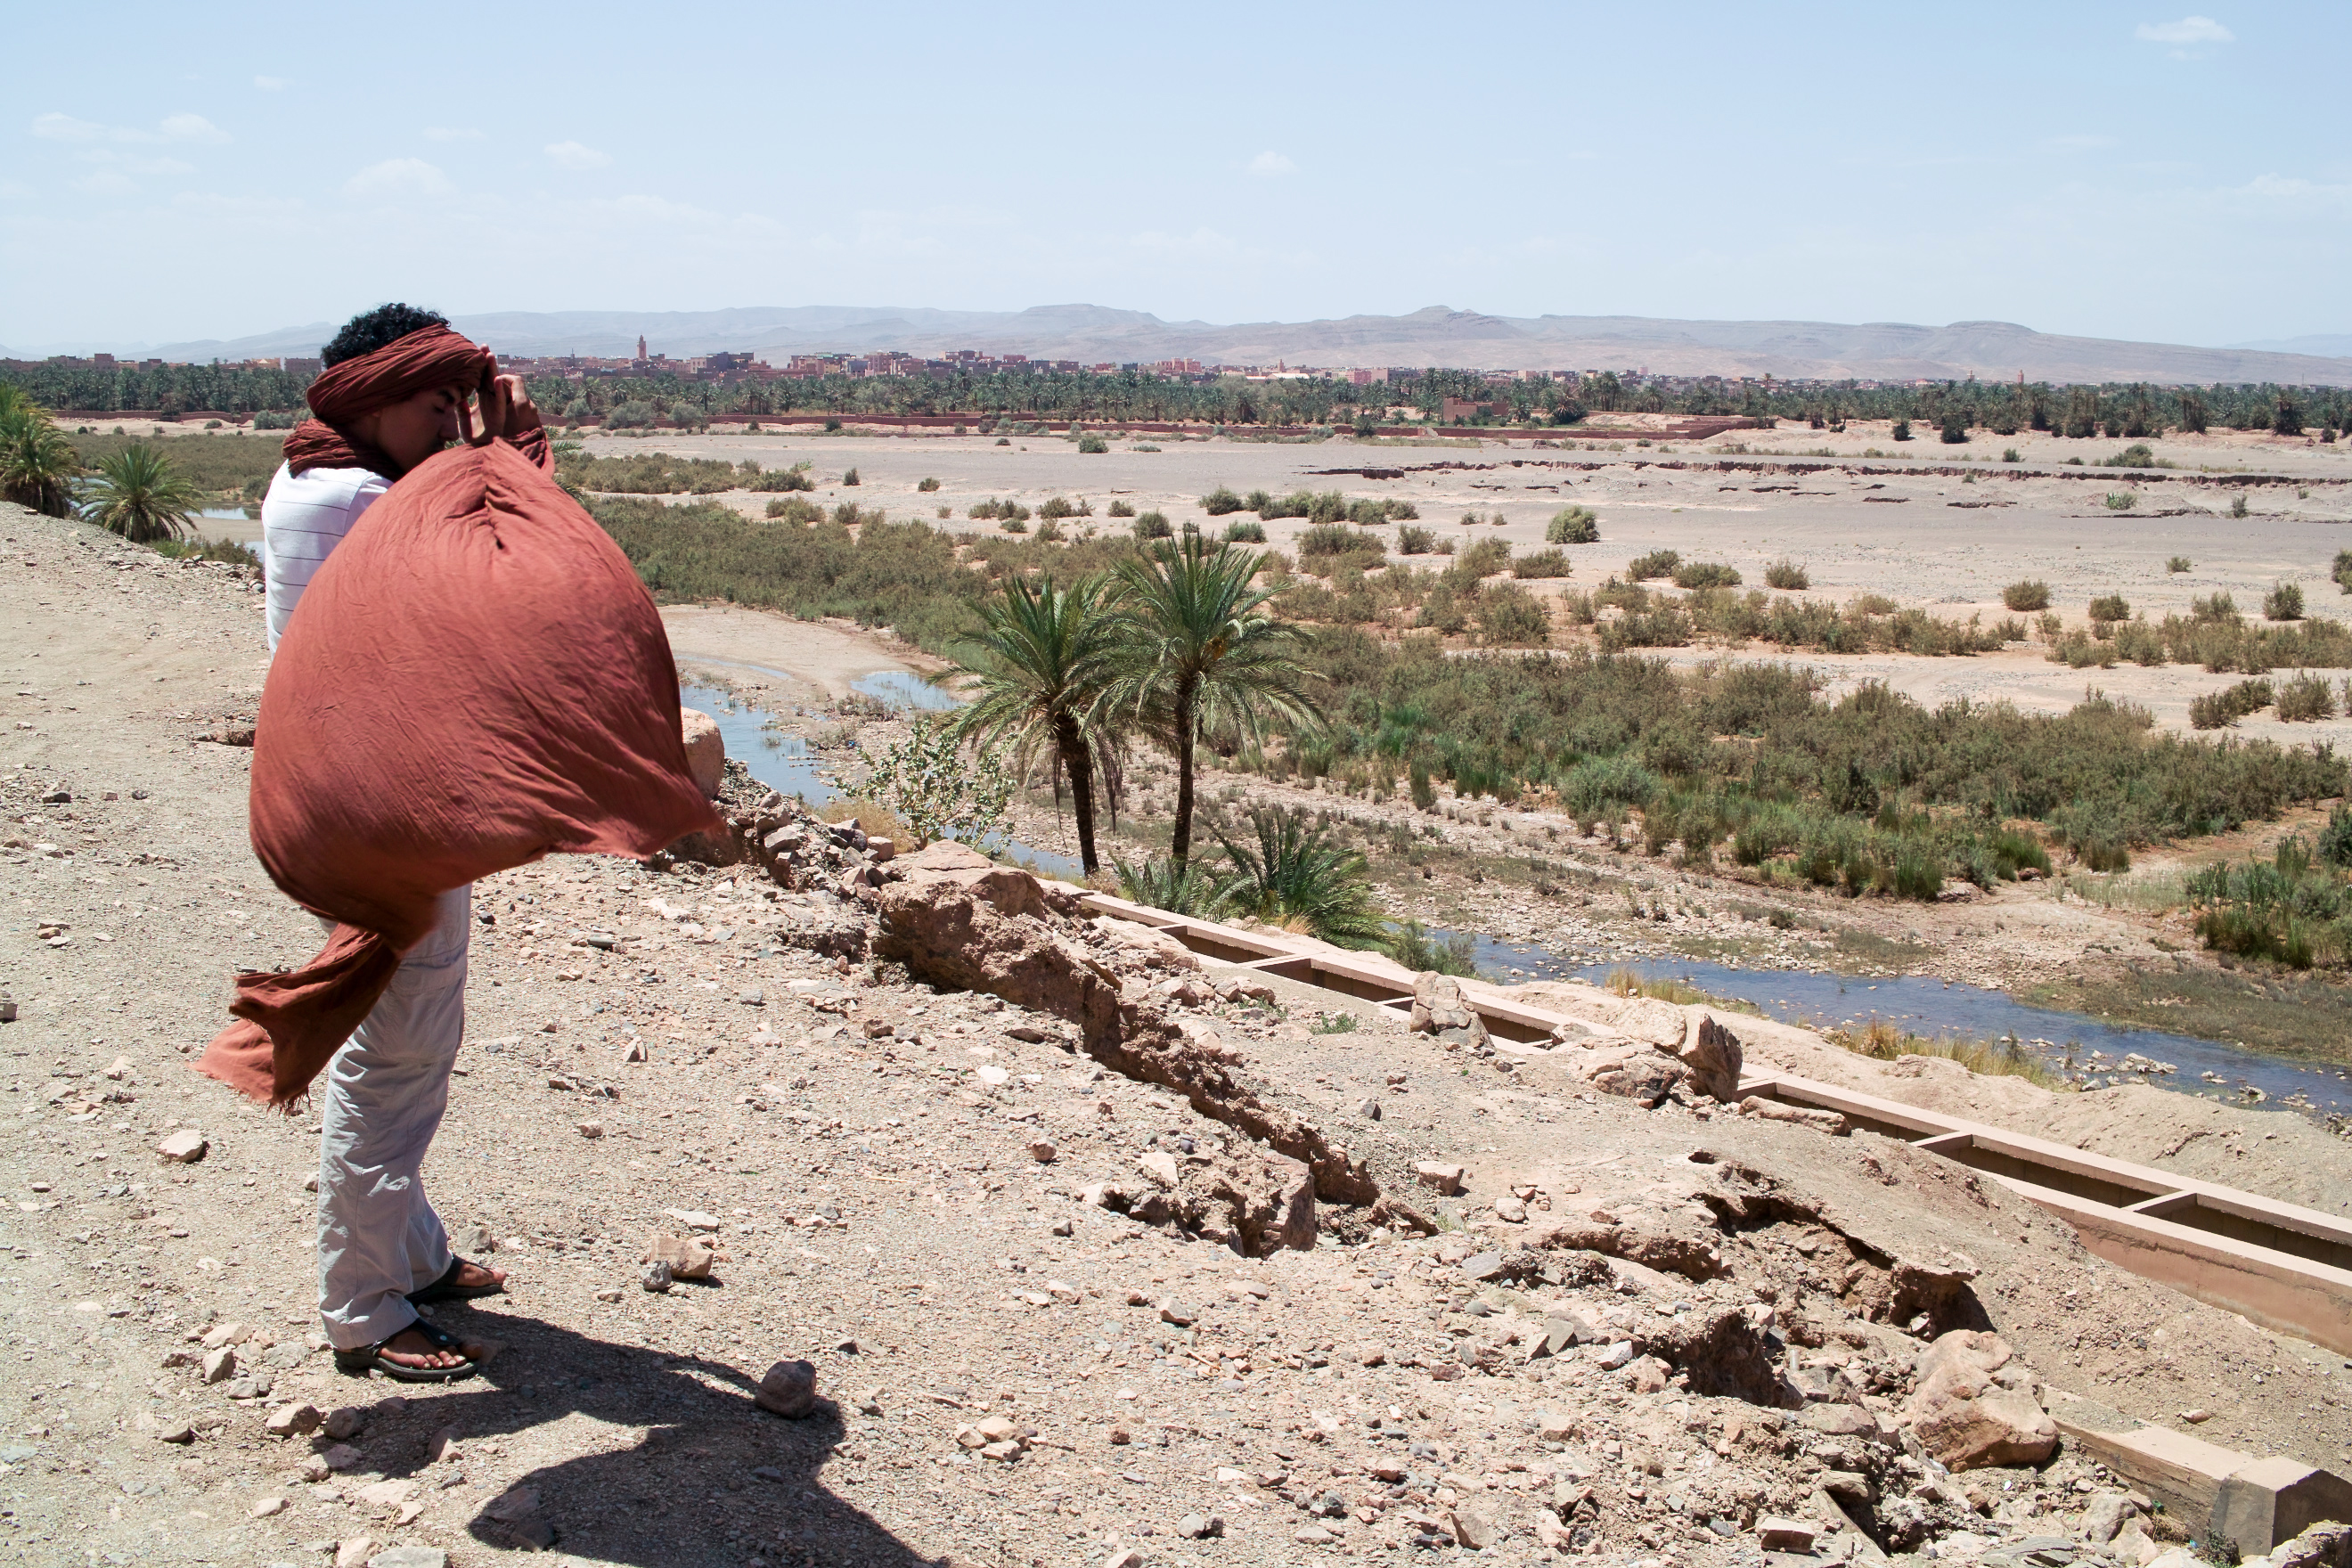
4, 2, 2345, 350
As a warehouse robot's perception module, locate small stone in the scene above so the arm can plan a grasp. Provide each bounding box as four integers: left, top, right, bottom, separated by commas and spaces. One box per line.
334, 1538, 373, 1568
1758, 1516, 1818, 1551
265, 1401, 322, 1438
1358, 1343, 1387, 1367
976, 1065, 1010, 1087
250, 1496, 287, 1518
157, 1130, 208, 1164
369, 1548, 446, 1568
356, 1479, 416, 1509
1451, 1497, 1499, 1548
1355, 1098, 1381, 1121
2180, 1409, 2211, 1424
200, 1346, 237, 1384
641, 1260, 674, 1294
103, 1056, 132, 1081
1494, 1196, 1527, 1223
645, 1231, 715, 1279
1048, 1217, 1074, 1237
1158, 1300, 1198, 1327
322, 1443, 363, 1471
1028, 1139, 1057, 1164
595, 1287, 622, 1303
1179, 1512, 1225, 1539
200, 1320, 249, 1350
1294, 1524, 1337, 1545
149, 1417, 195, 1444
1105, 1549, 1147, 1568
855, 1387, 884, 1416
663, 1208, 722, 1231
323, 1406, 365, 1440
1591, 1341, 1634, 1370
298, 1456, 332, 1482
1136, 1152, 1180, 1188
755, 1359, 818, 1418
1413, 1161, 1463, 1196
576, 1122, 604, 1139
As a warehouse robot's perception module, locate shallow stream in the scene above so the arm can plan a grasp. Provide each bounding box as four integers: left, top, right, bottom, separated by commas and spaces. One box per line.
1450, 932, 2348, 1116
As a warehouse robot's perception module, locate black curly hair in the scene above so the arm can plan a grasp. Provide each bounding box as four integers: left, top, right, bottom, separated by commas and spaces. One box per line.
321, 303, 449, 367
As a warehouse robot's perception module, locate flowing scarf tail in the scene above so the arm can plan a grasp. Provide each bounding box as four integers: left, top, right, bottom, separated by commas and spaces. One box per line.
195, 923, 404, 1110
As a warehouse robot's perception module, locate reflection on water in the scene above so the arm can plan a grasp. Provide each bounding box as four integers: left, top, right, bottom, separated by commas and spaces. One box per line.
678, 682, 1086, 881
853, 668, 960, 712
1442, 930, 2346, 1115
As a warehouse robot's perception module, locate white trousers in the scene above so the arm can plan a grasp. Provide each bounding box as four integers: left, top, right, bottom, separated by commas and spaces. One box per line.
314, 884, 472, 1351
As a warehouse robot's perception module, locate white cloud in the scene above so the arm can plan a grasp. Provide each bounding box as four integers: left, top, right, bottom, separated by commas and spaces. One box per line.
2136, 15, 2233, 44
79, 151, 195, 176
74, 171, 140, 197
1246, 151, 1297, 178
544, 140, 611, 170
253, 75, 288, 91
0, 179, 36, 200
424, 126, 484, 142
342, 157, 453, 200
30, 111, 228, 144
157, 114, 230, 143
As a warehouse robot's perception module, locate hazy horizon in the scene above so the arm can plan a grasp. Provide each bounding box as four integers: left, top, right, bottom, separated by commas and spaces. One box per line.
8, 3, 2349, 350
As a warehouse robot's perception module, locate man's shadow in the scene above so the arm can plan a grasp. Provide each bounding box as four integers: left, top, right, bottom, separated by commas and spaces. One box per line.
338, 1299, 944, 1568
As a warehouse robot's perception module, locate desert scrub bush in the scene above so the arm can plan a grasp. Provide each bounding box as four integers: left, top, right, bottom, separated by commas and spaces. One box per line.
1671, 559, 1742, 590
1626, 548, 1680, 582
1475, 583, 1551, 646
1107, 500, 1135, 518
1077, 434, 1108, 453
2192, 592, 2238, 621
916, 476, 940, 492
1397, 525, 1436, 555
841, 468, 861, 486
1298, 524, 1386, 559
1038, 495, 1077, 521
2266, 580, 2306, 621
2332, 549, 2352, 594
2275, 671, 2336, 722
1940, 413, 1969, 444
2002, 579, 2052, 612
1383, 920, 1474, 976
1512, 547, 1572, 579
2046, 628, 2119, 668
2087, 593, 2131, 624
2232, 493, 2250, 519
2167, 556, 2192, 573
2188, 679, 2274, 730
747, 461, 816, 493
1131, 510, 1172, 540
1891, 417, 1912, 440
1201, 485, 1243, 515
1000, 515, 1028, 533
764, 496, 821, 523
1546, 505, 1600, 544
557, 450, 746, 494
1764, 559, 1809, 591
2104, 444, 2158, 468
2103, 491, 2137, 510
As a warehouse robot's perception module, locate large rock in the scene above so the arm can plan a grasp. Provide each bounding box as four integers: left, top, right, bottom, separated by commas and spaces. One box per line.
1409, 975, 1489, 1050
1904, 1330, 2056, 1470
1580, 1044, 1686, 1107
875, 852, 1379, 1229
680, 707, 725, 798
1680, 1012, 1744, 1102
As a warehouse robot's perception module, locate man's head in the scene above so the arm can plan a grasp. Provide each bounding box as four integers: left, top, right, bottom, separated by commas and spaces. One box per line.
320, 303, 466, 472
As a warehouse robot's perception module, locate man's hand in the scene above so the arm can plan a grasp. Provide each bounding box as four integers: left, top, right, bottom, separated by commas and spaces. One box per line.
474, 374, 542, 443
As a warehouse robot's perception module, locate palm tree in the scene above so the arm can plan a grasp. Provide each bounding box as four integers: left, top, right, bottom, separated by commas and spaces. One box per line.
78, 445, 202, 543
947, 572, 1125, 875
0, 391, 78, 518
1218, 807, 1384, 944
1105, 533, 1320, 866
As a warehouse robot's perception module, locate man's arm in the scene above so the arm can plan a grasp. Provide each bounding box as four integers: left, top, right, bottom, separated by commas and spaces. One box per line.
475, 374, 551, 470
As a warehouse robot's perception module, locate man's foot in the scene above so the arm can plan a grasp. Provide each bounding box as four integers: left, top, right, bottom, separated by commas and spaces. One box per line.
380, 1326, 476, 1373
408, 1256, 508, 1304
332, 1318, 482, 1383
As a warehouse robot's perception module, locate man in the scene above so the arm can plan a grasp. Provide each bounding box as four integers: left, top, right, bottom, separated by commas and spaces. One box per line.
261, 303, 535, 1381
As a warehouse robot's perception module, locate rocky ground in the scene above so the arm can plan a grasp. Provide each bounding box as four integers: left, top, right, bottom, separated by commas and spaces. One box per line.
4, 496, 2352, 1568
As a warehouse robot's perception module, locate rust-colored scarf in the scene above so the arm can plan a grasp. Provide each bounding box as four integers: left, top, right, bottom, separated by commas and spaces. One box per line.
198, 436, 719, 1107
282, 323, 495, 478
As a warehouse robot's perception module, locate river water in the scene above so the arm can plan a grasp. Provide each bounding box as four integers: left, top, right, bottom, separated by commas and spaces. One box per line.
1449, 931, 2348, 1116
677, 671, 1085, 879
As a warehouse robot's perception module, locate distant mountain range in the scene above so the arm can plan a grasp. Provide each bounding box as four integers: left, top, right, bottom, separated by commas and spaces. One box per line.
13, 305, 2352, 387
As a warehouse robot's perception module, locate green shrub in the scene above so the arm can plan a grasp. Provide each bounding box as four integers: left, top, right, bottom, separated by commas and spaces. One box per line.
917, 476, 940, 492
2193, 591, 2237, 621
1940, 413, 1968, 444
1475, 583, 1550, 646
1107, 500, 1135, 518
2002, 447, 2021, 462
2276, 672, 2335, 722
1671, 560, 1742, 589
2104, 491, 2136, 510
1626, 549, 1680, 582
2105, 444, 2157, 468
2266, 580, 2306, 621
1202, 485, 1243, 515
1000, 515, 1027, 533
1132, 510, 1172, 540
1039, 495, 1075, 520
1077, 434, 1108, 453
764, 496, 821, 522
2087, 593, 2131, 624
1298, 523, 1385, 559
2002, 579, 2052, 612
1513, 547, 1571, 578
1221, 519, 1267, 543
1397, 526, 1436, 555
2334, 549, 2352, 594
747, 461, 815, 493
2232, 493, 2250, 519
841, 468, 861, 486
1546, 505, 1600, 544
1891, 417, 1912, 441
2167, 555, 2191, 573
1243, 488, 1273, 514
2188, 679, 2274, 730
1764, 559, 1809, 591
1409, 761, 1436, 811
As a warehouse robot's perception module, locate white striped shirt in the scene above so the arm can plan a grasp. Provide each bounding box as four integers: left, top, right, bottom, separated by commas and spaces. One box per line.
261, 461, 391, 651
